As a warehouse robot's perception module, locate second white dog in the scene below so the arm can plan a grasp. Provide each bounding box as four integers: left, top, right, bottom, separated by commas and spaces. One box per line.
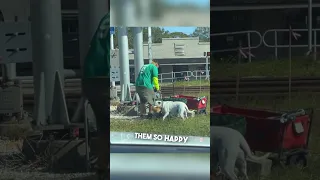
154, 101, 195, 121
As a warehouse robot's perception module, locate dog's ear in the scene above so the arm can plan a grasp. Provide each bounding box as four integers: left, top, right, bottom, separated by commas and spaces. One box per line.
152, 106, 161, 112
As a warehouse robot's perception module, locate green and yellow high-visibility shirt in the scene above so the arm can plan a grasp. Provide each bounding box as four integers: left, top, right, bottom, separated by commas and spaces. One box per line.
135, 63, 159, 90
83, 13, 110, 78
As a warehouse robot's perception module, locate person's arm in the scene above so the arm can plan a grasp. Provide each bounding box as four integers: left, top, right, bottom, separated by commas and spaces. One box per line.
152, 65, 160, 91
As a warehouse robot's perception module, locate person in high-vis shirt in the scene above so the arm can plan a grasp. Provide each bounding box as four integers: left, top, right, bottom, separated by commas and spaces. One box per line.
135, 60, 160, 117
82, 13, 109, 179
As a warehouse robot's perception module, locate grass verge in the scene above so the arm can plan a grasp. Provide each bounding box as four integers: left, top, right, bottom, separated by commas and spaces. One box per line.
161, 80, 210, 87
110, 92, 210, 137
212, 59, 320, 78
216, 93, 320, 111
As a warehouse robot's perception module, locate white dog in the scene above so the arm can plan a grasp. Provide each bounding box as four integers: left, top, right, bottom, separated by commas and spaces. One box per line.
211, 126, 271, 180
153, 101, 195, 121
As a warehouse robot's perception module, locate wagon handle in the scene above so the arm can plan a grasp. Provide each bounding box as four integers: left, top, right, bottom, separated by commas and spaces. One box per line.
304, 108, 314, 148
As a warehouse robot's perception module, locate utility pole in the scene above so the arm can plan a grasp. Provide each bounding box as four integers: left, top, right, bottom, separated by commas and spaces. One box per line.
308, 0, 313, 52
148, 27, 152, 63
118, 27, 131, 101
133, 27, 144, 80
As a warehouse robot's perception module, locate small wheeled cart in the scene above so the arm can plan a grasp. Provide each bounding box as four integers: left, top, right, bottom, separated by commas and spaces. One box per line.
212, 104, 313, 167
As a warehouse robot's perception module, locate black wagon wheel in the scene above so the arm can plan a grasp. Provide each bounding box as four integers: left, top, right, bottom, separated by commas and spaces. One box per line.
287, 154, 307, 167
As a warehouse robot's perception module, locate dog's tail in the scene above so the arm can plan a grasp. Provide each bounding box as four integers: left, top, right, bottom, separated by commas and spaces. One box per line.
239, 135, 271, 161
184, 105, 195, 117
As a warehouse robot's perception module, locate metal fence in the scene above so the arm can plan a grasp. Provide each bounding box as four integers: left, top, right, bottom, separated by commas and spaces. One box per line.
211, 28, 320, 109
263, 28, 319, 61
211, 28, 320, 61
159, 70, 210, 83
211, 30, 262, 62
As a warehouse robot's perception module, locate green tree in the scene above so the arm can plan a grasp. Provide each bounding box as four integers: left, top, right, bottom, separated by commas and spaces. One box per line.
112, 27, 170, 49
142, 27, 170, 43
191, 27, 210, 42
165, 32, 190, 38
111, 27, 206, 49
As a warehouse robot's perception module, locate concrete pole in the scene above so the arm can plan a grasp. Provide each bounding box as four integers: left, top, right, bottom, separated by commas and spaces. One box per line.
30, 0, 64, 121
78, 0, 108, 74
118, 27, 131, 101
5, 14, 21, 80
308, 0, 313, 52
5, 64, 16, 80
148, 27, 153, 64
133, 27, 144, 81
72, 0, 108, 124
142, 0, 151, 22
112, 0, 135, 26
111, 34, 114, 50
0, 8, 16, 80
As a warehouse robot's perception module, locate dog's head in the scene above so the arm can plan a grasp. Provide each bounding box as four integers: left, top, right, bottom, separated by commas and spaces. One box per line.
152, 106, 162, 113
154, 100, 163, 106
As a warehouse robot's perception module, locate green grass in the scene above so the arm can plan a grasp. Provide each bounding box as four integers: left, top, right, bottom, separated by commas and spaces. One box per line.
217, 93, 320, 111
161, 80, 210, 87
219, 94, 320, 180
212, 59, 320, 78
110, 92, 210, 137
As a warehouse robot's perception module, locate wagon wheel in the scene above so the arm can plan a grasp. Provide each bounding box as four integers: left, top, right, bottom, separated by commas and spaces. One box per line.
287, 154, 307, 167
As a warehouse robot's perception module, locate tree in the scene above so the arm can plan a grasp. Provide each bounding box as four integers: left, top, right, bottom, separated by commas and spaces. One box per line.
112, 27, 170, 49
142, 27, 170, 43
111, 27, 207, 49
190, 27, 210, 42
165, 32, 190, 38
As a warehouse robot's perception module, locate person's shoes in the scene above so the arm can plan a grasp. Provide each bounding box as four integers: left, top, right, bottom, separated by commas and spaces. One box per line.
147, 113, 153, 119
139, 113, 154, 119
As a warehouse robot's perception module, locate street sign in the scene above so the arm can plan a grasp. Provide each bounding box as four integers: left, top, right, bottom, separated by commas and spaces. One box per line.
110, 68, 120, 82
110, 27, 115, 34
0, 22, 32, 64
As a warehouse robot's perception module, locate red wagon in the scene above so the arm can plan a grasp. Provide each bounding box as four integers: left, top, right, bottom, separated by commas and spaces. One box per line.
171, 95, 208, 114
212, 105, 313, 166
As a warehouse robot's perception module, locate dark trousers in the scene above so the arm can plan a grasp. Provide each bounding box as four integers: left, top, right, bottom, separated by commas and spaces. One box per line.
82, 77, 109, 175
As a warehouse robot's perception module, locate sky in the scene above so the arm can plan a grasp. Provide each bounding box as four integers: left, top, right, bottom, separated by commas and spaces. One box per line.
160, 0, 207, 34
163, 27, 197, 35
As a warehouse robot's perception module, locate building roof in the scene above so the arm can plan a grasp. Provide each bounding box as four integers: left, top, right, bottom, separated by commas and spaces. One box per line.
123, 37, 209, 59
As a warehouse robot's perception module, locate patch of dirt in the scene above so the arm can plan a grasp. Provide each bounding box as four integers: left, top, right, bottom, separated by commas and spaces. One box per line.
0, 140, 23, 154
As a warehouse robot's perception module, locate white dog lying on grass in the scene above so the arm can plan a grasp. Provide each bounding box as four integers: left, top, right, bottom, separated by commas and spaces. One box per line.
153, 101, 195, 120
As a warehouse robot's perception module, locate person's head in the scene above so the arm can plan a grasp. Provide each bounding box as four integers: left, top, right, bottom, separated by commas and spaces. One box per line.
151, 60, 159, 68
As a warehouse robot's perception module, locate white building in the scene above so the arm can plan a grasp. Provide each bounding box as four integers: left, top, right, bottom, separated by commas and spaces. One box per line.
111, 37, 210, 82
